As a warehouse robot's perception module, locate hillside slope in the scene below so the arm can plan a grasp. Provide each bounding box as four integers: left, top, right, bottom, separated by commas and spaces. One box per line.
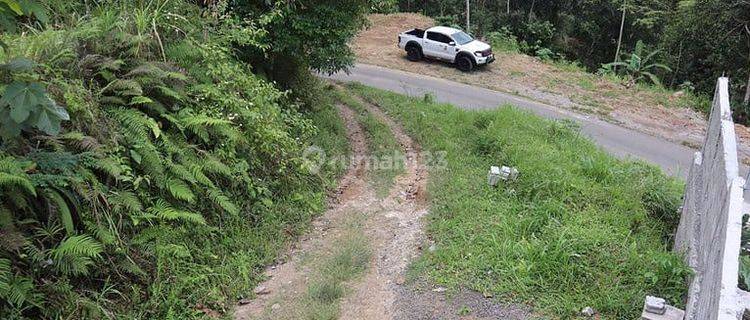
353, 13, 750, 162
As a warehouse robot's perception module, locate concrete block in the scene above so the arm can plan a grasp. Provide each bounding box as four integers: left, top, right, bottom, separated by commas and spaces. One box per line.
488, 166, 501, 186
500, 166, 519, 181
645, 296, 667, 315
641, 298, 685, 320
488, 166, 519, 186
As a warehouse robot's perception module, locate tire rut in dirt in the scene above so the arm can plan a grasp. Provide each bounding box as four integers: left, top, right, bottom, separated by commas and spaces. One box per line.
337, 94, 429, 320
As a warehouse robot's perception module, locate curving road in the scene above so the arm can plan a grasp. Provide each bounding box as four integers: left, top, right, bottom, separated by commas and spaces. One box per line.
325, 63, 698, 178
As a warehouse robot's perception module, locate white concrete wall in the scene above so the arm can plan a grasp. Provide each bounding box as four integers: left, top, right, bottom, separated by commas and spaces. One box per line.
673, 77, 748, 320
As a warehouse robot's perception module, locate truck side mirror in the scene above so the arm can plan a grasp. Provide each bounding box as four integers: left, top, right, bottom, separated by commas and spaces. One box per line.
448, 41, 456, 46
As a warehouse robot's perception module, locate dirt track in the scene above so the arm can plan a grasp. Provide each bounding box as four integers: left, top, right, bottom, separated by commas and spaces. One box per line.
233, 89, 529, 319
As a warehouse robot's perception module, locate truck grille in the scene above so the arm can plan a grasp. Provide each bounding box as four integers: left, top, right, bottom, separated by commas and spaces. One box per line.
480, 48, 493, 56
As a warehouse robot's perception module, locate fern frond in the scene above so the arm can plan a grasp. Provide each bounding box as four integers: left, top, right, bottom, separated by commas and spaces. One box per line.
99, 96, 127, 106
24, 242, 48, 265
157, 85, 183, 102
182, 114, 233, 142
134, 143, 165, 179
91, 157, 123, 180
110, 108, 161, 143
128, 96, 154, 106
188, 164, 214, 188
148, 200, 205, 224
117, 256, 147, 277
0, 172, 36, 196
101, 79, 143, 97
157, 133, 185, 155
202, 157, 233, 178
212, 123, 243, 143
109, 191, 143, 214
168, 163, 196, 184
84, 221, 116, 246
0, 273, 40, 308
51, 235, 103, 276
78, 54, 123, 73
208, 188, 239, 215
0, 257, 10, 292
164, 178, 195, 203
61, 132, 100, 151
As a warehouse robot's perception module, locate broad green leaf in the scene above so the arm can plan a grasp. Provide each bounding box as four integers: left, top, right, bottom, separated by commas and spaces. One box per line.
34, 108, 52, 133
46, 189, 74, 236
1, 57, 34, 72
34, 100, 68, 135
18, 0, 47, 24
1, 81, 43, 123
129, 149, 142, 164
1, 0, 23, 15
0, 12, 18, 34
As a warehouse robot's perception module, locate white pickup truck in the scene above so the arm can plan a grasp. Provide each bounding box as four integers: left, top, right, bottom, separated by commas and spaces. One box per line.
397, 26, 494, 72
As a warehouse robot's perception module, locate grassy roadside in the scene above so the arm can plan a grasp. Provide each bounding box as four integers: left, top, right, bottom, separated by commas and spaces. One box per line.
347, 83, 690, 319
332, 86, 403, 197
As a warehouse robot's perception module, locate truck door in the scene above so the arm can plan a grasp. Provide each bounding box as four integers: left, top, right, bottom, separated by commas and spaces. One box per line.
424, 32, 454, 61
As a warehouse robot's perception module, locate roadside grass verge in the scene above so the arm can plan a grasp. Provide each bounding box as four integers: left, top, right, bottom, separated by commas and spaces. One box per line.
347, 83, 690, 319
310, 88, 352, 182
332, 86, 403, 197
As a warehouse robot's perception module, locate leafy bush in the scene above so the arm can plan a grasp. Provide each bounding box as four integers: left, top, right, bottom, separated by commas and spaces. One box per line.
485, 28, 519, 53
368, 0, 399, 13
603, 40, 672, 86
0, 1, 354, 318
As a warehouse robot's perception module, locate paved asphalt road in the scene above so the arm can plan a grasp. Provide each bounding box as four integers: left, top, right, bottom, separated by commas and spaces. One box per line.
325, 63, 700, 178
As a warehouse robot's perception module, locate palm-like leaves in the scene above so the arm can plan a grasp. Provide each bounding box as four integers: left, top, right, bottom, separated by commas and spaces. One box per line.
604, 41, 672, 86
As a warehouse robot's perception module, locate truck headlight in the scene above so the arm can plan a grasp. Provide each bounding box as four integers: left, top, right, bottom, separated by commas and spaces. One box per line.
474, 51, 484, 57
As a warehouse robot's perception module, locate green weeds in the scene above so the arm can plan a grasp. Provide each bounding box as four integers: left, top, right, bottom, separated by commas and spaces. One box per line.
333, 87, 403, 197
347, 83, 689, 319
272, 220, 372, 320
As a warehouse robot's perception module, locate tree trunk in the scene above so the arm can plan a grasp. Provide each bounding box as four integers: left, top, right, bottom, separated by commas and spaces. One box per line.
744, 73, 750, 106
614, 1, 626, 66
466, 0, 470, 33
528, 0, 535, 22
507, 0, 510, 14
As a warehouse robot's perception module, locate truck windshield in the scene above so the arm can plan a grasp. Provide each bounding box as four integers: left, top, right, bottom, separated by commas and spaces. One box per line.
452, 32, 473, 45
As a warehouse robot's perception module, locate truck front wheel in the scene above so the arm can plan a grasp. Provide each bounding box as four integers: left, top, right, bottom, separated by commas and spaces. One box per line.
406, 45, 423, 61
456, 55, 474, 72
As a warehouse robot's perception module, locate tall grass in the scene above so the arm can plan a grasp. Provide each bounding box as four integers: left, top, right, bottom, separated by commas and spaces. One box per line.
347, 83, 690, 319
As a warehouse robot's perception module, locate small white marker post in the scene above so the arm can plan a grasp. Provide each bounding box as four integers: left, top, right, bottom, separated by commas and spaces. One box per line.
488, 166, 518, 186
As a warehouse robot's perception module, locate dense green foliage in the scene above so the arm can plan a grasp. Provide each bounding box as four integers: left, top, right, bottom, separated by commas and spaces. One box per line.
349, 83, 690, 318
399, 0, 750, 114
0, 0, 364, 318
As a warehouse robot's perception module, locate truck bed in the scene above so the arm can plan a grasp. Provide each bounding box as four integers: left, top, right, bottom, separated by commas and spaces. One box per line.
404, 28, 425, 38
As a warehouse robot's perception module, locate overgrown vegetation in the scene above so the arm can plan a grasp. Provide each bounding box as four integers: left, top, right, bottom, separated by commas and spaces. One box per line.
348, 83, 690, 319
0, 0, 366, 318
